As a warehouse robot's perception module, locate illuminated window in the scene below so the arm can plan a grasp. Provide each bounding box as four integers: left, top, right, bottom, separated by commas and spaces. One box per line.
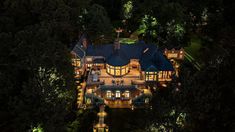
106, 91, 112, 98
154, 74, 157, 80
145, 98, 149, 103
163, 71, 167, 78
116, 91, 121, 98
145, 71, 157, 81
116, 70, 120, 76
168, 53, 178, 58
125, 66, 129, 71
87, 64, 92, 68
86, 57, 92, 62
167, 71, 172, 78
109, 65, 114, 69
124, 91, 130, 98
74, 68, 80, 75
106, 64, 129, 76
148, 75, 154, 80
110, 69, 115, 75
158, 71, 162, 79
72, 58, 81, 67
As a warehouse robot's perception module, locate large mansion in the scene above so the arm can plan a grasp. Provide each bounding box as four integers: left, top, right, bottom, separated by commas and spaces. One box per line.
71, 34, 179, 108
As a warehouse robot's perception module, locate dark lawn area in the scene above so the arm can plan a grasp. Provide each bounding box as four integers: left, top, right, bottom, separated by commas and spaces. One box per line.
105, 108, 151, 132
184, 35, 202, 61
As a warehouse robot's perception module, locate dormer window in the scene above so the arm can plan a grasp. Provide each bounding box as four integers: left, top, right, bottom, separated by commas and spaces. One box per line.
145, 71, 158, 81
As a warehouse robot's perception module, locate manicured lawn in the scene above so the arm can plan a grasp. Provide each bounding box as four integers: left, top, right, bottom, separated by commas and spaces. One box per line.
119, 38, 137, 44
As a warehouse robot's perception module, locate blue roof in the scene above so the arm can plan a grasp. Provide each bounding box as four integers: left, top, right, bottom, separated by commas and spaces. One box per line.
72, 41, 174, 71
86, 44, 113, 57
145, 65, 158, 71
106, 50, 130, 66
72, 43, 85, 58
153, 50, 174, 71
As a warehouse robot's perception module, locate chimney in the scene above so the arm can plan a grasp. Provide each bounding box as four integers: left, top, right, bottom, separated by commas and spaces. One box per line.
114, 39, 120, 50
114, 28, 123, 50
82, 38, 88, 49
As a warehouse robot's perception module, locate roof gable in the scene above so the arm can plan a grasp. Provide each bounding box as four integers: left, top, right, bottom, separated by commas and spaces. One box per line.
145, 65, 158, 71
72, 43, 85, 58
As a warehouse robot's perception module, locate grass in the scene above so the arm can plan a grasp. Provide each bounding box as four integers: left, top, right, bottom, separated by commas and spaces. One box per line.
119, 38, 137, 44
184, 35, 203, 70
184, 35, 202, 60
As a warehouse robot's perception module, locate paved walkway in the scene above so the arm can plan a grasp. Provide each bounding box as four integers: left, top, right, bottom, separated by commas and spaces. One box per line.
105, 100, 131, 108
77, 81, 86, 108
93, 105, 109, 132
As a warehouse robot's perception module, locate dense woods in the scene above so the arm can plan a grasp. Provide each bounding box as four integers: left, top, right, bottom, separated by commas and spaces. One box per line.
0, 0, 234, 131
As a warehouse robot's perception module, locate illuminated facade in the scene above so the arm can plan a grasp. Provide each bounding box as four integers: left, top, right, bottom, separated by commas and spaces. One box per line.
145, 71, 158, 81
106, 64, 129, 76
164, 48, 185, 60
71, 33, 177, 108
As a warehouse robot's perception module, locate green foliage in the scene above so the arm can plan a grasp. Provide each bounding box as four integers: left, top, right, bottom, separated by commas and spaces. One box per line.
0, 0, 234, 131
178, 55, 235, 131
32, 124, 44, 132
67, 119, 80, 132
119, 38, 136, 44
0, 0, 81, 131
84, 4, 114, 40
166, 20, 185, 40
123, 1, 133, 19
137, 15, 159, 42
184, 35, 202, 60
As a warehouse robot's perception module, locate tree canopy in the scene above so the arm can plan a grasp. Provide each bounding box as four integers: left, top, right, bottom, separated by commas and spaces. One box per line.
0, 0, 234, 131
